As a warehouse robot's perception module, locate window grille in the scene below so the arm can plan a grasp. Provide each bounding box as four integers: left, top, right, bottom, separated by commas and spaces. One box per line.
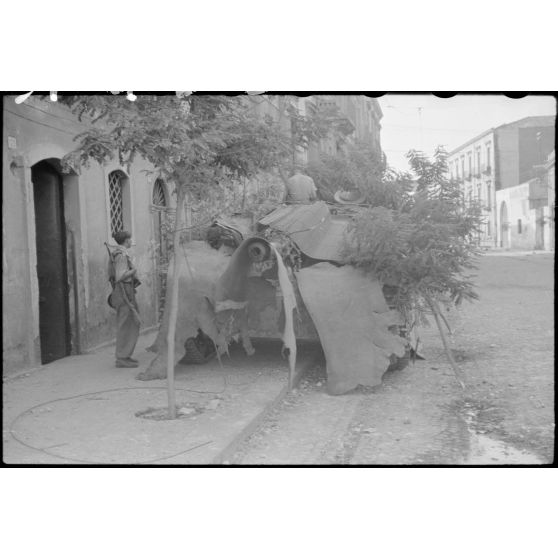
152, 178, 167, 207
109, 171, 125, 236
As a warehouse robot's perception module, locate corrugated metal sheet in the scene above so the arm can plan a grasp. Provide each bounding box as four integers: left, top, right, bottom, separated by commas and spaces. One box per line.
258, 202, 349, 262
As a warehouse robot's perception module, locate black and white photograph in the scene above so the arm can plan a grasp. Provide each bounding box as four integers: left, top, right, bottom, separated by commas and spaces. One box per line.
2, 92, 555, 466
1, 3, 557, 557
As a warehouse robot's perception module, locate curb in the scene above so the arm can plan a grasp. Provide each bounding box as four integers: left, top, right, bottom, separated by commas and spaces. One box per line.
86, 325, 159, 354
212, 350, 319, 464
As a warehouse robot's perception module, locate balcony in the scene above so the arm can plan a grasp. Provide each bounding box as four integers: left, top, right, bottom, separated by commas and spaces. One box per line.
315, 97, 338, 111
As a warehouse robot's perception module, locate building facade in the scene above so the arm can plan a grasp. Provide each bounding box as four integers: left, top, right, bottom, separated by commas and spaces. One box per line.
448, 129, 496, 247
448, 115, 555, 248
495, 177, 552, 250
545, 150, 555, 251
243, 94, 384, 201
307, 95, 383, 162
3, 95, 171, 374
249, 94, 383, 164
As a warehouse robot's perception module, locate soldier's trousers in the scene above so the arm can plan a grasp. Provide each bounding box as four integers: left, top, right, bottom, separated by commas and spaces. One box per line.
115, 301, 140, 360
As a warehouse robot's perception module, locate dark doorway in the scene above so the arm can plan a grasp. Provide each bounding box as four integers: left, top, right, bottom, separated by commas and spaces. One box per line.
32, 160, 71, 364
500, 201, 509, 249
534, 208, 545, 250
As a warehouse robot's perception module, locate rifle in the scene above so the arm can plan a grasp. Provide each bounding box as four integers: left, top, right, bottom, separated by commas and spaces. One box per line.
104, 242, 141, 326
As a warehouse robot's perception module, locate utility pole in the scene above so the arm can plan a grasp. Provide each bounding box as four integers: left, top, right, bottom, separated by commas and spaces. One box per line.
417, 106, 424, 151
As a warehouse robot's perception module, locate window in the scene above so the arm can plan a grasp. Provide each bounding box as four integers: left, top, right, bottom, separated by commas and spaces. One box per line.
487, 220, 491, 236
517, 219, 522, 234
152, 178, 167, 207
476, 149, 481, 174
467, 152, 472, 176
486, 182, 491, 210
108, 170, 131, 238
461, 157, 465, 178
108, 171, 125, 236
486, 143, 491, 169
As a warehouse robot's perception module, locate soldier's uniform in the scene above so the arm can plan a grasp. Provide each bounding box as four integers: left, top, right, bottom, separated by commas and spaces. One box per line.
112, 246, 140, 364
285, 173, 317, 203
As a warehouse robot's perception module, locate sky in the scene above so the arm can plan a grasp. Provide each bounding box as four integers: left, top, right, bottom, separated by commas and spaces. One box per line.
378, 94, 556, 173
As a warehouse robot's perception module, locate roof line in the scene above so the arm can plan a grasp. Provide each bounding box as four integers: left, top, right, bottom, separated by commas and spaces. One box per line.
448, 115, 556, 156
448, 128, 495, 155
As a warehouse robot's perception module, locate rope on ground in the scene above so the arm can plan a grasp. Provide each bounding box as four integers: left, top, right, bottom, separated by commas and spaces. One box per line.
8, 387, 220, 465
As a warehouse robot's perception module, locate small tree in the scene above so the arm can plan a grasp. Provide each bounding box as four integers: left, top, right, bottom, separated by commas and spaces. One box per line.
60, 93, 337, 418
342, 147, 483, 388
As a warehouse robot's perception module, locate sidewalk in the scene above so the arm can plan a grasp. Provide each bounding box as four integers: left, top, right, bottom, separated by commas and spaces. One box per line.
481, 249, 554, 257
2, 331, 319, 465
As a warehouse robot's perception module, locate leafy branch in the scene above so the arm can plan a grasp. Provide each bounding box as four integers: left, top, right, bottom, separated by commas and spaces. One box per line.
342, 147, 484, 388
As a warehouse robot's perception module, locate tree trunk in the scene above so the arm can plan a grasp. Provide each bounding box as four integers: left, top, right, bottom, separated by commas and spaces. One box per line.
277, 165, 290, 202
166, 186, 186, 419
425, 296, 465, 390
185, 193, 192, 242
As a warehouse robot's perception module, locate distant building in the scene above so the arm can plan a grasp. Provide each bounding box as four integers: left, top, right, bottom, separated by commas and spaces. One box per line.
307, 95, 383, 162
249, 94, 384, 163
244, 94, 384, 201
496, 149, 556, 251
448, 115, 555, 248
545, 150, 555, 251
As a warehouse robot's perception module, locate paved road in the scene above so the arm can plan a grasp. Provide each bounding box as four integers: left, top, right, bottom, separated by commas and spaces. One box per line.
232, 252, 554, 465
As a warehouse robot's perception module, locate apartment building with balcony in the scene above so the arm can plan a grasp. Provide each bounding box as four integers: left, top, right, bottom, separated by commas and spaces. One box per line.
448, 115, 555, 248
448, 129, 496, 247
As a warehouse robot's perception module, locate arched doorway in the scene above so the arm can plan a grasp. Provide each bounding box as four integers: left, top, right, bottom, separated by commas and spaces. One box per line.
32, 160, 71, 364
500, 201, 509, 249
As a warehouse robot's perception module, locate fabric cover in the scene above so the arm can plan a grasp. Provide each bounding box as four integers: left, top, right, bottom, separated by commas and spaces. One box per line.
296, 263, 407, 395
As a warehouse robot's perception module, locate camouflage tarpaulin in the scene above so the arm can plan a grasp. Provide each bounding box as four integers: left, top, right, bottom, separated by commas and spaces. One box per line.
146, 241, 231, 362
296, 263, 408, 395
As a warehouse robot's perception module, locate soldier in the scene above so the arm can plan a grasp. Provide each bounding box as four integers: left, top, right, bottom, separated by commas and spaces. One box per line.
284, 167, 318, 203
111, 231, 141, 368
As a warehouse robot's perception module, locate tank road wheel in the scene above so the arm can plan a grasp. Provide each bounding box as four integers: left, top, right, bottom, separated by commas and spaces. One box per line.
387, 347, 411, 372
386, 324, 411, 372
178, 330, 216, 365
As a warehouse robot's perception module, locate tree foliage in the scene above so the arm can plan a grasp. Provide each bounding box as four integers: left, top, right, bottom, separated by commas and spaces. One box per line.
342, 147, 483, 323
59, 94, 340, 202
61, 95, 269, 192
306, 141, 415, 208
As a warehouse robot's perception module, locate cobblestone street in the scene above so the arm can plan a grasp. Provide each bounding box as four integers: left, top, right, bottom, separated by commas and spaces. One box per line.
232, 252, 555, 464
